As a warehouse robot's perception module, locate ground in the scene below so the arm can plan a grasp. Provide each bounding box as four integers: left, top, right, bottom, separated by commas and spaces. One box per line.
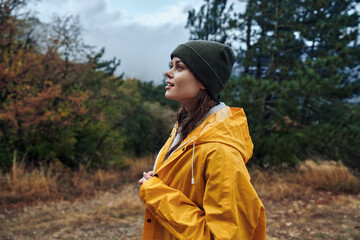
1, 184, 359, 240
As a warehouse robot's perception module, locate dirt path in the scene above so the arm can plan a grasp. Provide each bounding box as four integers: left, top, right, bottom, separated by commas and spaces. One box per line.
1, 185, 359, 240
264, 192, 360, 239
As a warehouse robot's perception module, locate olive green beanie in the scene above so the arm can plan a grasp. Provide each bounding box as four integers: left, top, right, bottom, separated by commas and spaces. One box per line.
170, 40, 235, 100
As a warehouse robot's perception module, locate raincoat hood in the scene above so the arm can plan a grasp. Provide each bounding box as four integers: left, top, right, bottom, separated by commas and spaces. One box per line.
152, 106, 254, 180
193, 106, 254, 163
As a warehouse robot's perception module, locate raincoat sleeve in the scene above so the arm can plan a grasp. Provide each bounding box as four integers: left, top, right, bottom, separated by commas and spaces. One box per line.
139, 144, 266, 240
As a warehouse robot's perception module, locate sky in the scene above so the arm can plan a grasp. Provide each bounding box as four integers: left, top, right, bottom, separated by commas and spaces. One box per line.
25, 0, 207, 84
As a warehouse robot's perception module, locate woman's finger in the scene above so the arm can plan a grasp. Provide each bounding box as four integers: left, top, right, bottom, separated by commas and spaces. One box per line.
144, 173, 152, 180
139, 177, 146, 185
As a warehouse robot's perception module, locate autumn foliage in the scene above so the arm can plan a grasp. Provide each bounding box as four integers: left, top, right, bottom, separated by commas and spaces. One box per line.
0, 1, 173, 170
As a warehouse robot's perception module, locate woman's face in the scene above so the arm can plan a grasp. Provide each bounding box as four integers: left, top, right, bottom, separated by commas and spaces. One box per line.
165, 57, 205, 109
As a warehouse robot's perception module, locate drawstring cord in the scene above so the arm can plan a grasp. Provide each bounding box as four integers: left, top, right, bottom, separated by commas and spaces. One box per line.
190, 124, 207, 185
174, 136, 196, 185
170, 135, 196, 185
191, 141, 195, 184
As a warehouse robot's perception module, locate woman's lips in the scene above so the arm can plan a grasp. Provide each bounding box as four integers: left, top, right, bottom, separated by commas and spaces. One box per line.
165, 81, 174, 90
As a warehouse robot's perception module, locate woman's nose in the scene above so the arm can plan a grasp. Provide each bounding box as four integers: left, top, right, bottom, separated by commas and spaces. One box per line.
165, 69, 173, 79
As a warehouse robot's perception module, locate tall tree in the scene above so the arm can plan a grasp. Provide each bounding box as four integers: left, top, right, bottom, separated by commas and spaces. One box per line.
188, 0, 360, 169
186, 0, 235, 43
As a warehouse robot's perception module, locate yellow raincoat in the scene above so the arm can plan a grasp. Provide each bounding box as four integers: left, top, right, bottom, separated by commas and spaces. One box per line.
139, 106, 266, 240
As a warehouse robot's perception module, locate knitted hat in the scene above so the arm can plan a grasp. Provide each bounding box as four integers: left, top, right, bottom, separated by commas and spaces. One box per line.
170, 40, 235, 100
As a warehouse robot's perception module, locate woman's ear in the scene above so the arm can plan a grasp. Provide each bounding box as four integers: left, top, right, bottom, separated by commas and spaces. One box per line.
196, 77, 206, 90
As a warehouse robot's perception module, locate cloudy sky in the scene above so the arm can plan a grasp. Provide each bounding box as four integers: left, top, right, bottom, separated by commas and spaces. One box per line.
25, 0, 208, 84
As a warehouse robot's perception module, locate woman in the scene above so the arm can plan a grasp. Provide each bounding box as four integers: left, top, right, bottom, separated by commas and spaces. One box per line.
138, 40, 266, 240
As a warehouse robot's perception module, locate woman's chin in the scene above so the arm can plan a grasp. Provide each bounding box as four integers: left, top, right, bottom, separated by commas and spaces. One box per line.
165, 94, 182, 104
165, 92, 174, 100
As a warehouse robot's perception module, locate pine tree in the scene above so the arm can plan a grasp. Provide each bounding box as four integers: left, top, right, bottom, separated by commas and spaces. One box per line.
187, 0, 360, 169
186, 0, 236, 43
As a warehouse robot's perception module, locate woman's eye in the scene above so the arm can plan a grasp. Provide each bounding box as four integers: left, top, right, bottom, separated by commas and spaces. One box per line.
176, 64, 183, 70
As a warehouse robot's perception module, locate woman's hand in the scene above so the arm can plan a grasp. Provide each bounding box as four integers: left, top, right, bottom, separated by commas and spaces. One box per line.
138, 171, 154, 185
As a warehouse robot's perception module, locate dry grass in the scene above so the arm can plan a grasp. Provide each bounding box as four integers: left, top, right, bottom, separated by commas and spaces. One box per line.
296, 159, 359, 192
94, 184, 145, 219
0, 155, 156, 207
250, 168, 314, 201
0, 159, 124, 207
124, 155, 156, 182
251, 159, 360, 201
0, 154, 59, 204
1, 156, 359, 208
